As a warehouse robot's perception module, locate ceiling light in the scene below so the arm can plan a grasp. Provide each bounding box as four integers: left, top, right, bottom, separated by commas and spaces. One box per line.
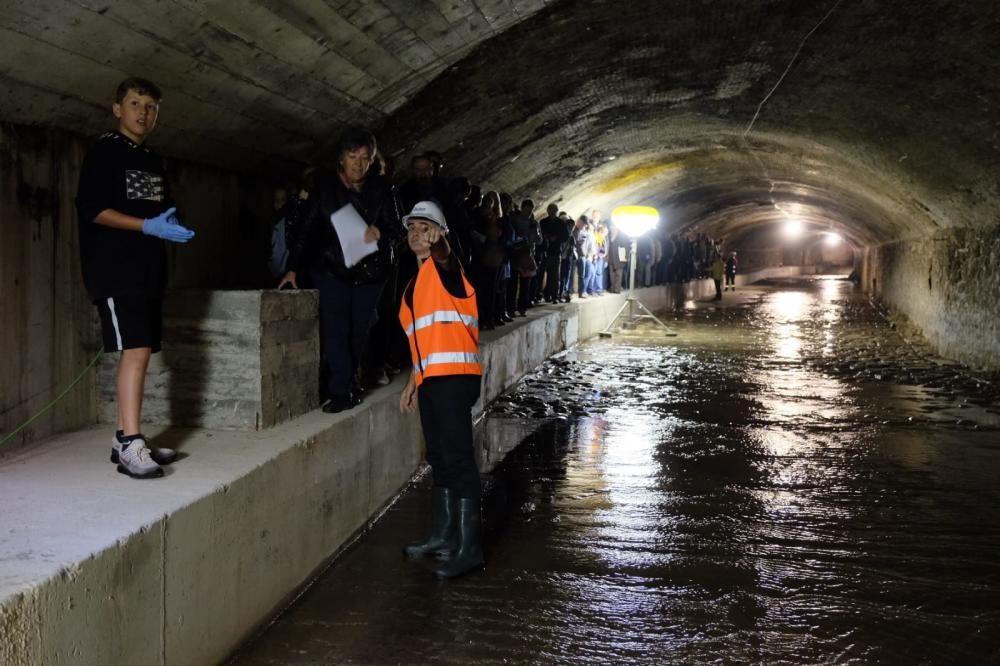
782, 219, 803, 238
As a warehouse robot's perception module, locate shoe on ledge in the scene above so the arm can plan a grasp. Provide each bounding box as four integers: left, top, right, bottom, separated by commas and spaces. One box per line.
322, 393, 363, 414
112, 432, 176, 466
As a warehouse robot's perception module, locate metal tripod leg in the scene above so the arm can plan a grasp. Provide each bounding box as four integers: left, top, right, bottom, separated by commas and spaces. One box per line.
599, 297, 677, 337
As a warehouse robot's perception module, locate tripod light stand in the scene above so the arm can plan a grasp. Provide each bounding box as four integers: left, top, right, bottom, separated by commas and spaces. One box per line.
599, 205, 677, 338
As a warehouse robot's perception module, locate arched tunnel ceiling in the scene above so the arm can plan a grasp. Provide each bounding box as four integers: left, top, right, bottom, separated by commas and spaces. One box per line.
2, 0, 998, 246
378, 0, 1000, 246
0, 0, 554, 171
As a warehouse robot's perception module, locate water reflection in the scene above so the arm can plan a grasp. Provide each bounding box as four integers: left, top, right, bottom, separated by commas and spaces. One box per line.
486, 278, 1000, 663
596, 411, 670, 568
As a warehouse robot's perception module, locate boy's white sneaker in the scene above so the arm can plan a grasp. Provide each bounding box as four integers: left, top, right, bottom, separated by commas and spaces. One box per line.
111, 434, 177, 466
116, 437, 164, 479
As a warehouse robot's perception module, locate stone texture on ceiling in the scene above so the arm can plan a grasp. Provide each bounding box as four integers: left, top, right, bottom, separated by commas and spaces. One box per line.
0, 0, 552, 172
2, 0, 998, 246
379, 0, 1000, 245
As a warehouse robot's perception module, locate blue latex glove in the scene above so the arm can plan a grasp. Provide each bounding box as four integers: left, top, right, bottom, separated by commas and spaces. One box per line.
142, 207, 195, 243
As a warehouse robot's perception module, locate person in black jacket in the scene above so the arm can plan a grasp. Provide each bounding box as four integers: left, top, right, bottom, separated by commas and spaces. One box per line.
268, 185, 293, 282
539, 204, 568, 303
279, 127, 402, 413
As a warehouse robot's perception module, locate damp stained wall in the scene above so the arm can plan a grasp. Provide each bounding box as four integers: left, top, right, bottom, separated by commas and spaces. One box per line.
863, 227, 1000, 370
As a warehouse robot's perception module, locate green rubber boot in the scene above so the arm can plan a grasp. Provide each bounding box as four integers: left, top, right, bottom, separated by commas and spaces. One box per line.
432, 497, 484, 578
403, 487, 458, 559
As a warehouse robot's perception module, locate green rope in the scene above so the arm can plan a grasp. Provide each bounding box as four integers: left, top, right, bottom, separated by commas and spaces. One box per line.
0, 350, 103, 447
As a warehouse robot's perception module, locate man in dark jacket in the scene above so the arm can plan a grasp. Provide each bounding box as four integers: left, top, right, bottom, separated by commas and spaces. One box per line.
539, 203, 568, 303
397, 154, 443, 213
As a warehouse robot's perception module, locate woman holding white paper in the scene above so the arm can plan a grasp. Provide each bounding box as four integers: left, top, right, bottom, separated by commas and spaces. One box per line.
279, 127, 402, 413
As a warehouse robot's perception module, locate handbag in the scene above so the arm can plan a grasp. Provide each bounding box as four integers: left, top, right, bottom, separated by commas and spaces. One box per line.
512, 241, 537, 277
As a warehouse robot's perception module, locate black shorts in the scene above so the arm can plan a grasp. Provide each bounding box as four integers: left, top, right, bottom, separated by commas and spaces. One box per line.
96, 295, 162, 353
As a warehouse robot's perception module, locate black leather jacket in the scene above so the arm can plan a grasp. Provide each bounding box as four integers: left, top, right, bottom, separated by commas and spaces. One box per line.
287, 170, 402, 284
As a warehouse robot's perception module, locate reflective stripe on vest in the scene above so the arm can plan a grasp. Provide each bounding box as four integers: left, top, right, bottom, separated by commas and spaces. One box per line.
398, 257, 481, 387
417, 351, 481, 372
405, 311, 479, 337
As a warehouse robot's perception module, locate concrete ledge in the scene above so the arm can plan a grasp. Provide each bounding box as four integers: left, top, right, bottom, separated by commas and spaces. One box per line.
0, 276, 796, 665
0, 384, 423, 666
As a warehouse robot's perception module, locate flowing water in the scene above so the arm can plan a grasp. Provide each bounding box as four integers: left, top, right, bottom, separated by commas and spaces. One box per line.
234, 277, 1000, 665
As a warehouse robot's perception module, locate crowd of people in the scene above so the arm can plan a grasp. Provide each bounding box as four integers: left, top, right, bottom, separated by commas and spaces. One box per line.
267, 139, 738, 410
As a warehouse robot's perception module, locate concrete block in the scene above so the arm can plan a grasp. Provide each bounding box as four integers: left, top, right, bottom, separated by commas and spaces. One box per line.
0, 587, 41, 665
479, 416, 542, 471
98, 290, 319, 431
260, 290, 319, 323
477, 309, 567, 413
311, 413, 376, 550
41, 525, 164, 665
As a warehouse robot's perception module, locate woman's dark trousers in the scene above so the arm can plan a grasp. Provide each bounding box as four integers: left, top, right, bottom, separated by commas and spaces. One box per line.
418, 375, 482, 500
313, 270, 383, 399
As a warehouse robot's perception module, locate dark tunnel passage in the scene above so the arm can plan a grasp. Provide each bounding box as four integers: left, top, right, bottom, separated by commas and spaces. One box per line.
372, 0, 1000, 370
2, 1, 1000, 662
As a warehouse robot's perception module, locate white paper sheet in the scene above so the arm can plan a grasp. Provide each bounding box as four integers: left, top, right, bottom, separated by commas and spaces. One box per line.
329, 203, 378, 268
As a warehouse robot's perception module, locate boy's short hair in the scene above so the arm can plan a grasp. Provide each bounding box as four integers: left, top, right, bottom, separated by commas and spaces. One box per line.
115, 77, 163, 103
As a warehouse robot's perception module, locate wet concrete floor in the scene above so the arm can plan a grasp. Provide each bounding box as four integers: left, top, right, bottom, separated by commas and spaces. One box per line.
233, 277, 1000, 665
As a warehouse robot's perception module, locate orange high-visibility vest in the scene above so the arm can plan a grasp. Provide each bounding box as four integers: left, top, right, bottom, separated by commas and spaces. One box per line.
399, 258, 482, 387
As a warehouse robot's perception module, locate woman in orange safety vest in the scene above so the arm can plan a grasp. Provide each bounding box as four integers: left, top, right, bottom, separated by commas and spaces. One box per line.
398, 200, 485, 579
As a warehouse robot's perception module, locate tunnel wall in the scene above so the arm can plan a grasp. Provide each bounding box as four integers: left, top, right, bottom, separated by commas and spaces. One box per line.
0, 124, 97, 452
863, 226, 1000, 371
804, 242, 854, 268
729, 248, 784, 271
0, 122, 274, 453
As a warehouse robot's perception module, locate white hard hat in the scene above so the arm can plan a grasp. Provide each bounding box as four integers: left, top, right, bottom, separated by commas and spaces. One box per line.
402, 200, 448, 233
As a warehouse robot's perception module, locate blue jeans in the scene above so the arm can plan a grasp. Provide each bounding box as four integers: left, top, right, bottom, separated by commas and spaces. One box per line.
593, 257, 606, 293
582, 259, 596, 294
